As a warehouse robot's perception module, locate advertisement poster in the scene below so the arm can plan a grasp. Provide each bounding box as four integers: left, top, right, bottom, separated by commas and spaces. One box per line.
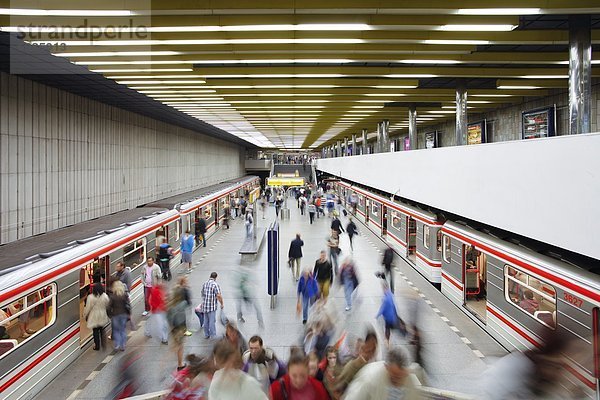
404, 137, 410, 151
467, 121, 486, 145
522, 107, 556, 139
425, 131, 437, 149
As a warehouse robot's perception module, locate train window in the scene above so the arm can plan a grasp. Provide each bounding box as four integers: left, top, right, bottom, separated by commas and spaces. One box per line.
391, 212, 401, 230
123, 238, 146, 272
372, 203, 379, 216
204, 205, 212, 220
437, 231, 442, 252
443, 235, 451, 263
423, 225, 430, 249
0, 284, 57, 359
504, 265, 556, 329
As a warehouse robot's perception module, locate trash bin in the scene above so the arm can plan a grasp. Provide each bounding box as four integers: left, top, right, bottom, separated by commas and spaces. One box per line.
280, 208, 290, 220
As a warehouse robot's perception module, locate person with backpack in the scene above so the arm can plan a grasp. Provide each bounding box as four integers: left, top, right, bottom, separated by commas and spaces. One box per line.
381, 244, 395, 293
195, 215, 207, 247
297, 268, 319, 324
288, 234, 304, 281
168, 277, 192, 370
158, 241, 174, 281
242, 335, 286, 395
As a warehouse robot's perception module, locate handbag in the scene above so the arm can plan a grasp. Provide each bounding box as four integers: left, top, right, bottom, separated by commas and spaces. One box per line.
219, 307, 229, 326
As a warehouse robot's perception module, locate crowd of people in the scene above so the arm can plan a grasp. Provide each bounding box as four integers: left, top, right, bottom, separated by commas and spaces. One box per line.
89, 181, 581, 400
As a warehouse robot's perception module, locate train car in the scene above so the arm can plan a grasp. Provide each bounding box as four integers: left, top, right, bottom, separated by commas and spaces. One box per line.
441, 221, 600, 398
178, 176, 260, 240
0, 176, 259, 400
336, 181, 443, 284
0, 208, 178, 400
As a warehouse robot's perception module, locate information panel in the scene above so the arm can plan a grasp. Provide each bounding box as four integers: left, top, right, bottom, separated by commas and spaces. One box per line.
522, 106, 556, 139
467, 121, 487, 145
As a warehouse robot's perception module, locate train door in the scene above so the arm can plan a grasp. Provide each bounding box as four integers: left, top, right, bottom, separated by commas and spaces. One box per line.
79, 256, 109, 345
381, 205, 388, 236
463, 244, 487, 322
407, 216, 417, 261
214, 200, 219, 229
365, 200, 370, 223
594, 308, 599, 395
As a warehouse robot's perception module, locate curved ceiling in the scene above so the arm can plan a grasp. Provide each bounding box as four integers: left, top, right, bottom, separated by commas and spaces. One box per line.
1, 1, 599, 149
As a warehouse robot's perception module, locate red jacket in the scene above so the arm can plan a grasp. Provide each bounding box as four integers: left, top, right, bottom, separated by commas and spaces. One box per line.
269, 374, 330, 400
149, 286, 166, 313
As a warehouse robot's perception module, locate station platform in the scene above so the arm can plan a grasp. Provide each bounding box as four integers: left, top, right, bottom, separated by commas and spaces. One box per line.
35, 199, 507, 399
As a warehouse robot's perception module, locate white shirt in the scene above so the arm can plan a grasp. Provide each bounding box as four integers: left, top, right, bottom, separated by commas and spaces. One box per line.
208, 369, 267, 400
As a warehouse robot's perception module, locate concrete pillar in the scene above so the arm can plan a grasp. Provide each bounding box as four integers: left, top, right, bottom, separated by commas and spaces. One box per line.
343, 137, 349, 156
408, 106, 417, 150
352, 134, 357, 155
381, 120, 390, 152
569, 15, 592, 135
336, 140, 342, 157
455, 83, 467, 146
361, 129, 368, 155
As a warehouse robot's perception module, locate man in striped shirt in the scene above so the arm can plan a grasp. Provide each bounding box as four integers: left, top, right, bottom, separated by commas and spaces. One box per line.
200, 272, 224, 339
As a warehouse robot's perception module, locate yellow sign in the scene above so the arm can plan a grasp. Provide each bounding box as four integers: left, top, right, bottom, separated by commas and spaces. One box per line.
248, 188, 261, 203
267, 177, 305, 187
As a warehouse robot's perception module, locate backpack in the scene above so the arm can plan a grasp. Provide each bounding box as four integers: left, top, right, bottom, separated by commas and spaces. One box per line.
167, 300, 187, 328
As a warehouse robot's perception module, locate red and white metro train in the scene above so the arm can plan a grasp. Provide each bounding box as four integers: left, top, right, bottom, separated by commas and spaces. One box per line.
0, 176, 260, 400
331, 179, 600, 398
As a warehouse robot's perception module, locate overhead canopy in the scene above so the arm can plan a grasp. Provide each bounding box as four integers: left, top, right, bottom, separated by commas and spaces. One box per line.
0, 2, 599, 149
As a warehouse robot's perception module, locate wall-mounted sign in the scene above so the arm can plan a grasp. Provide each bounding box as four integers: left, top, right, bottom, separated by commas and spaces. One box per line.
267, 177, 305, 187
522, 106, 556, 139
425, 131, 438, 149
467, 120, 487, 145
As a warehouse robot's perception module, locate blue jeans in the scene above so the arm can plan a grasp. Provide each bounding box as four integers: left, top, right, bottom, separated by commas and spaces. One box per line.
302, 296, 315, 321
344, 280, 355, 308
203, 310, 217, 338
145, 311, 168, 342
112, 314, 128, 350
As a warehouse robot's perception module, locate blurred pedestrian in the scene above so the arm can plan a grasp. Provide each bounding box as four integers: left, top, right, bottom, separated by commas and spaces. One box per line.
269, 348, 330, 400
346, 218, 358, 251
313, 251, 333, 301
308, 201, 317, 224
381, 244, 395, 293
224, 321, 248, 355
317, 346, 343, 400
158, 241, 174, 281
339, 258, 359, 311
195, 215, 207, 247
83, 283, 109, 351
327, 231, 341, 275
376, 280, 406, 348
344, 348, 419, 400
288, 234, 304, 281
297, 268, 319, 324
208, 340, 267, 400
223, 204, 231, 229
115, 261, 132, 292
168, 279, 191, 370
236, 266, 264, 327
336, 330, 378, 393
242, 335, 286, 394
145, 282, 169, 344
108, 280, 130, 351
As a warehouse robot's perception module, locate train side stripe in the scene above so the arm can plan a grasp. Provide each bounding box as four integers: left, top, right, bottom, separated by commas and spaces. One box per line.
388, 232, 407, 247
443, 228, 600, 304
0, 327, 80, 393
441, 272, 463, 291
416, 252, 442, 267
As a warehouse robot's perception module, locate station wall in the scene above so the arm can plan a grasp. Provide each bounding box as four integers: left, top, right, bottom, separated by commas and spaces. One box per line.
317, 132, 600, 261
393, 82, 600, 149
0, 71, 245, 244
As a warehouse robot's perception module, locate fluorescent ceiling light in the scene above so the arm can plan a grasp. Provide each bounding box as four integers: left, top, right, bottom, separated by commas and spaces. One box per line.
156, 98, 224, 101
230, 100, 329, 104
364, 93, 407, 97
92, 68, 192, 73
384, 74, 438, 78
75, 61, 189, 65
117, 80, 206, 84
0, 8, 133, 16
35, 38, 365, 46
108, 75, 205, 79
371, 85, 418, 89
456, 8, 541, 15
209, 85, 338, 89
132, 86, 214, 90
422, 40, 490, 45
471, 94, 512, 97
497, 85, 542, 90
398, 59, 460, 64
140, 90, 216, 94
148, 24, 370, 32
438, 24, 517, 31
202, 74, 346, 79
556, 60, 600, 65
54, 51, 180, 57
520, 75, 568, 79
192, 59, 353, 64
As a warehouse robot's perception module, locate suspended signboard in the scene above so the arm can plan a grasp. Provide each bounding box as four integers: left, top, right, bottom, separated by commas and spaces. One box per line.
267, 177, 305, 187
